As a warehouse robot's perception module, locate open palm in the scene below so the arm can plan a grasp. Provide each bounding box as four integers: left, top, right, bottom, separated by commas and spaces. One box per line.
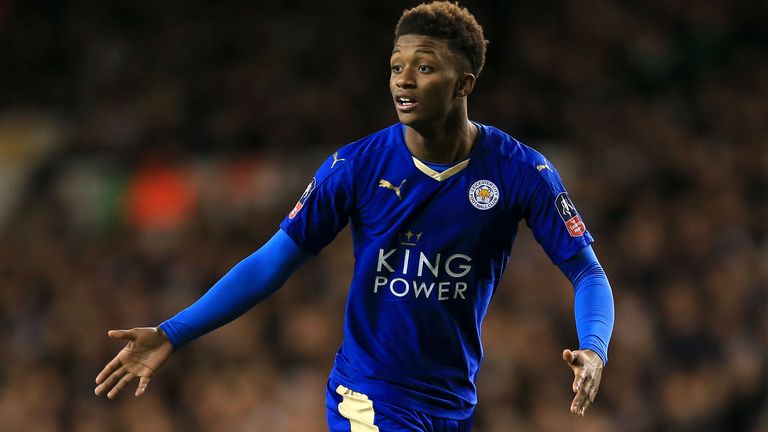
94, 327, 173, 399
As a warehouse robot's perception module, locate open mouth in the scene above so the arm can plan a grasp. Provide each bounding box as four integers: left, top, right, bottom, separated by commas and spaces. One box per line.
395, 96, 418, 112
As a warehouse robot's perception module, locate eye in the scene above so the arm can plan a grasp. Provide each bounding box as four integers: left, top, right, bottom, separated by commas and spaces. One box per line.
391, 64, 403, 73
417, 64, 433, 73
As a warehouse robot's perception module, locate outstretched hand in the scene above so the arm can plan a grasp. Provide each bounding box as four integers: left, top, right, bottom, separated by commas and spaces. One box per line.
95, 327, 173, 399
562, 348, 604, 417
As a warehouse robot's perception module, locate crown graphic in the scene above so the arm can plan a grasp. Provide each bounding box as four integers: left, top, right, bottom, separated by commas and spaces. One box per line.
399, 230, 423, 246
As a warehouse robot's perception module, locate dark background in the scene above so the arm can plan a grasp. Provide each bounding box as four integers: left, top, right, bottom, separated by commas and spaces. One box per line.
0, 0, 765, 430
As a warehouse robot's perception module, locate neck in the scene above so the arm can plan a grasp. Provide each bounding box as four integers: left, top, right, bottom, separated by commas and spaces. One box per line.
404, 109, 477, 164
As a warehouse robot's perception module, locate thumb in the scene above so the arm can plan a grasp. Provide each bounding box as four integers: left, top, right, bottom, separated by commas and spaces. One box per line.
107, 329, 137, 340
562, 349, 579, 366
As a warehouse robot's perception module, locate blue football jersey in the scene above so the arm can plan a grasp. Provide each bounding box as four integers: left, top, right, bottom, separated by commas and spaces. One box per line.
280, 122, 593, 419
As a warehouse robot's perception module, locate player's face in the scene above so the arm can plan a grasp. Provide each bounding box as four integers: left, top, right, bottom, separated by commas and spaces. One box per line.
390, 35, 468, 128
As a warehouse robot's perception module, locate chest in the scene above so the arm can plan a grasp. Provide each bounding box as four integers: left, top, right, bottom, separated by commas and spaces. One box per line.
354, 160, 518, 246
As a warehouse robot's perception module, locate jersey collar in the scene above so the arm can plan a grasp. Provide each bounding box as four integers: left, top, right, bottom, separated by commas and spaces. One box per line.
411, 157, 471, 181
399, 122, 485, 182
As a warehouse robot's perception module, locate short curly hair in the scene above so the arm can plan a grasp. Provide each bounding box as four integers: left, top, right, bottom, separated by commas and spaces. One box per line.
394, 1, 488, 77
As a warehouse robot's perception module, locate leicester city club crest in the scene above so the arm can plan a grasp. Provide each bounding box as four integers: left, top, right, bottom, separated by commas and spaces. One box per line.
468, 180, 499, 210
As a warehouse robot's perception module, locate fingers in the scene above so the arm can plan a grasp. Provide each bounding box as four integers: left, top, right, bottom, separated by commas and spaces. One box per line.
562, 349, 578, 366
570, 373, 592, 416
95, 358, 154, 398
571, 393, 593, 417
135, 376, 151, 397
582, 375, 595, 399
570, 383, 592, 416
107, 329, 137, 340
588, 378, 600, 402
566, 352, 603, 417
573, 369, 585, 394
95, 364, 126, 396
565, 348, 584, 395
95, 356, 123, 385
107, 371, 136, 399
96, 330, 137, 388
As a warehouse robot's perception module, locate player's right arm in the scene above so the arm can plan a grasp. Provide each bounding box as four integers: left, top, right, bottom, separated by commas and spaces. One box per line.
96, 146, 353, 399
94, 229, 310, 399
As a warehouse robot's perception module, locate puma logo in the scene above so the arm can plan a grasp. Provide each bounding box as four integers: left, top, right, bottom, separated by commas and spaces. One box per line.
378, 178, 406, 200
536, 162, 552, 172
331, 152, 346, 168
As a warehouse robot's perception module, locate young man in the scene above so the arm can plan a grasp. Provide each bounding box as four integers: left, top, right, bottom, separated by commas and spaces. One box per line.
95, 2, 614, 430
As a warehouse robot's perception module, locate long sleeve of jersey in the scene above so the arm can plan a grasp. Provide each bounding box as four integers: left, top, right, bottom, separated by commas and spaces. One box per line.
557, 245, 614, 364
159, 229, 309, 349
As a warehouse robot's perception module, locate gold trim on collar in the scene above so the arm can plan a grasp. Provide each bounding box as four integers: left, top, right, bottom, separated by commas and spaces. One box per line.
412, 157, 470, 181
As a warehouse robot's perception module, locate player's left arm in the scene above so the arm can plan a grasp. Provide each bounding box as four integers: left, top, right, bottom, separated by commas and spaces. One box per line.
519, 155, 614, 416
558, 244, 614, 417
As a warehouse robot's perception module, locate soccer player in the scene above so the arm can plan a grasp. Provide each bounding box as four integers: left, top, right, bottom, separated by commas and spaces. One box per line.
95, 2, 614, 430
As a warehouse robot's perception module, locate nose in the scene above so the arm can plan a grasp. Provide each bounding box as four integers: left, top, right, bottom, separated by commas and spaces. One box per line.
396, 68, 416, 88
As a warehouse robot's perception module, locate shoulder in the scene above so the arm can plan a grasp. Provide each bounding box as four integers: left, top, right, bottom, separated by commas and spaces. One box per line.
310, 124, 401, 187
478, 123, 555, 179
336, 124, 400, 164
318, 124, 399, 171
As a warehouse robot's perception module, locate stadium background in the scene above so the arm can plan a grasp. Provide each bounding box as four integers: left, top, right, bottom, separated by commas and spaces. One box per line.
0, 0, 765, 430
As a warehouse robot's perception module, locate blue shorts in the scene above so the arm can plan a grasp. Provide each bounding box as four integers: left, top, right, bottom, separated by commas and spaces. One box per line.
325, 378, 474, 432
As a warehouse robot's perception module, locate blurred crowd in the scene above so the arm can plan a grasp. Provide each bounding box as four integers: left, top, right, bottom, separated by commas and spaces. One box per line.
0, 0, 766, 431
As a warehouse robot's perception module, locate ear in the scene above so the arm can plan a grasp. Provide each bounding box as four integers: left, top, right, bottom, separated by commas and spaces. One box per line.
455, 73, 476, 98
